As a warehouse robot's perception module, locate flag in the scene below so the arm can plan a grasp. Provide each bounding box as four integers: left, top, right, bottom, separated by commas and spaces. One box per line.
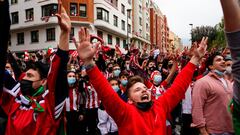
71, 50, 78, 58
24, 51, 29, 61
101, 45, 111, 60
115, 44, 122, 56
47, 47, 54, 56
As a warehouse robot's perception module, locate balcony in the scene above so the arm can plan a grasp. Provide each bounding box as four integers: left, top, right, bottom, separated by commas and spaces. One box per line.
94, 19, 130, 38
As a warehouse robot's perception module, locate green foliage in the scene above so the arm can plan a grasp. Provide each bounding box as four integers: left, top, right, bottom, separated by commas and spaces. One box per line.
190, 18, 226, 50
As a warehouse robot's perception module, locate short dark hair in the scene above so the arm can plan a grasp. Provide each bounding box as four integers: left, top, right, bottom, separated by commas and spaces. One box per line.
205, 52, 222, 70
147, 60, 155, 67
119, 70, 129, 78
26, 61, 49, 79
126, 75, 144, 97
108, 77, 119, 83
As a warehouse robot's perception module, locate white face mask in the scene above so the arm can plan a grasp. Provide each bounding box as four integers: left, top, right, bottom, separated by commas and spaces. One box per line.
126, 64, 130, 70
225, 66, 232, 74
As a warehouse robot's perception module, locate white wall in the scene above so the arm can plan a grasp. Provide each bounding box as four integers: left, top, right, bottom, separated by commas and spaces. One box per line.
94, 0, 132, 40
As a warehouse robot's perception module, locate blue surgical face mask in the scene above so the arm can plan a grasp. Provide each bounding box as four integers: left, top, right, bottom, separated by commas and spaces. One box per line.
113, 70, 121, 77
213, 69, 224, 77
121, 80, 128, 86
68, 77, 76, 85
153, 75, 162, 85
6, 69, 12, 75
112, 85, 120, 92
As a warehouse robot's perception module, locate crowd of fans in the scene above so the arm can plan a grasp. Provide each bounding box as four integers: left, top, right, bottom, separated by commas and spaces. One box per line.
1, 0, 240, 135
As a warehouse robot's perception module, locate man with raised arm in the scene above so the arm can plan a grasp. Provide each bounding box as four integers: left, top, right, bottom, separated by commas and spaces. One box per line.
0, 1, 71, 135
75, 27, 208, 135
220, 0, 240, 134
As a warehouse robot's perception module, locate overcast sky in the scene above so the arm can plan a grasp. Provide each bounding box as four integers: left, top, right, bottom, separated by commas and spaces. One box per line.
153, 0, 223, 45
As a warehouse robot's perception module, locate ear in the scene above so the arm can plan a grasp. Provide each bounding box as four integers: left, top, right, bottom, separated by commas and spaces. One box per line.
209, 65, 214, 70
127, 98, 133, 104
41, 79, 47, 86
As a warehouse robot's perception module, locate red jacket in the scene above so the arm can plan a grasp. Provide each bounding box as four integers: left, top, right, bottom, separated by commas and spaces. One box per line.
0, 48, 69, 135
88, 62, 196, 135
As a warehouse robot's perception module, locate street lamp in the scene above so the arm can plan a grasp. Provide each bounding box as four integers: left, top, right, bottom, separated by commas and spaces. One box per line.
189, 23, 193, 44
126, 9, 132, 49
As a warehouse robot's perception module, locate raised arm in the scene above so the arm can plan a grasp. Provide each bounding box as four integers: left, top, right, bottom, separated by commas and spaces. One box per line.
75, 28, 128, 125
164, 59, 177, 85
0, 0, 11, 92
221, 0, 240, 133
46, 0, 71, 120
158, 37, 208, 113
220, 0, 240, 32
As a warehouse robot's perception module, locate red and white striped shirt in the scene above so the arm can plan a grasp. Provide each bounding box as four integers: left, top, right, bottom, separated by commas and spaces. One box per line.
83, 82, 99, 109
103, 71, 112, 79
65, 88, 80, 112
150, 85, 166, 100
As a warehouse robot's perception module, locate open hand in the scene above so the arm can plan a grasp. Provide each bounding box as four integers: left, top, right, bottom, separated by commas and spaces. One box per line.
74, 27, 100, 65
192, 37, 208, 59
55, 0, 71, 32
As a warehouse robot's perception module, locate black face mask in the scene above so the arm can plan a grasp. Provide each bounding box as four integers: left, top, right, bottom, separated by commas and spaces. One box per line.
108, 67, 113, 72
168, 64, 173, 69
82, 76, 89, 81
149, 67, 156, 72
136, 101, 153, 111
20, 79, 35, 96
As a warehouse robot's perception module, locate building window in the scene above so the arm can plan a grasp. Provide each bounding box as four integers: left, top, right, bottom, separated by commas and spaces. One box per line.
128, 24, 131, 33
121, 4, 125, 14
113, 15, 118, 27
127, 10, 131, 19
11, 12, 19, 24
139, 5, 142, 13
128, 0, 131, 5
123, 40, 127, 48
46, 28, 55, 41
26, 8, 34, 21
70, 27, 74, 40
139, 17, 142, 26
17, 33, 24, 45
70, 3, 78, 16
97, 8, 109, 22
79, 4, 87, 17
115, 0, 118, 8
42, 4, 58, 17
139, 29, 142, 35
116, 37, 120, 45
146, 23, 149, 31
121, 20, 125, 30
110, 0, 118, 8
31, 30, 39, 43
108, 34, 112, 45
11, 0, 17, 4
97, 31, 103, 39
146, 33, 149, 40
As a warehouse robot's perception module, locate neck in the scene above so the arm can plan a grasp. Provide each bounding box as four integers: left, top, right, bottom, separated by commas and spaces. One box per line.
213, 69, 224, 78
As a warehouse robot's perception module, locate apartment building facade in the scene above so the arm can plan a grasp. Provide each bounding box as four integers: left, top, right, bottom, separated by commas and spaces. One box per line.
9, 0, 171, 53
9, 0, 132, 52
150, 2, 170, 54
94, 0, 132, 50
132, 0, 151, 50
9, 0, 93, 52
169, 31, 182, 52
